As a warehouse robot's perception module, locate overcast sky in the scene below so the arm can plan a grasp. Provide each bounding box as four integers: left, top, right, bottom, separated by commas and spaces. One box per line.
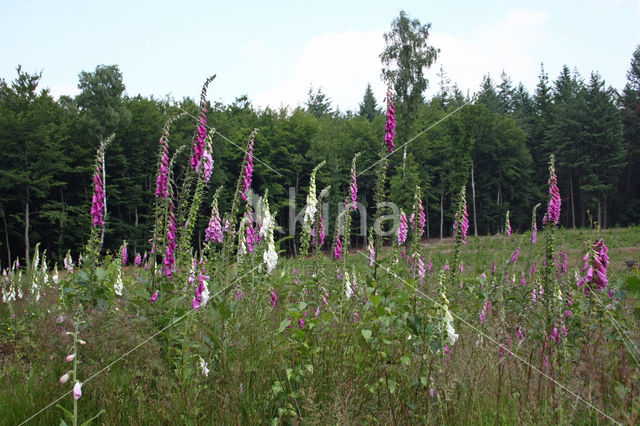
2, 0, 639, 112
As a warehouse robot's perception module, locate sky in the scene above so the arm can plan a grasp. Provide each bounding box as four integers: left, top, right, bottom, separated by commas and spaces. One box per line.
1, 0, 639, 112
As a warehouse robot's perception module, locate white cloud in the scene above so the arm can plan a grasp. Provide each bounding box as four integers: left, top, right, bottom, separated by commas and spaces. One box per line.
426, 9, 552, 96
254, 29, 387, 112
256, 9, 553, 111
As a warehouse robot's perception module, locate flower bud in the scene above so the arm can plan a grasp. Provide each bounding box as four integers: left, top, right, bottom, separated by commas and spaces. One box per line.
59, 373, 70, 384
65, 354, 75, 362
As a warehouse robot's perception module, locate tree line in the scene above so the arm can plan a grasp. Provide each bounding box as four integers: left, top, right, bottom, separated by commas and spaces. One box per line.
1, 18, 639, 266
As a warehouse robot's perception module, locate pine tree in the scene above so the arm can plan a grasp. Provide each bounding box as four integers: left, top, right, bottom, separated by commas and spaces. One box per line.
621, 45, 640, 223
358, 83, 379, 121
497, 70, 515, 114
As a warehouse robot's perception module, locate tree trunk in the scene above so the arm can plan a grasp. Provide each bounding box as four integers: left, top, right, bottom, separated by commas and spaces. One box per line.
425, 201, 430, 240
603, 197, 607, 229
597, 198, 602, 228
24, 188, 30, 267
471, 163, 478, 237
569, 173, 576, 229
440, 193, 444, 240
134, 206, 139, 253
1, 209, 11, 268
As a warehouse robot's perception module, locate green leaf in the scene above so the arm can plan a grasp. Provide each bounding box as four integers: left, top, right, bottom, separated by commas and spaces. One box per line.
624, 275, 640, 295
361, 329, 372, 341
278, 318, 291, 333
400, 355, 411, 366
370, 294, 382, 308
56, 404, 73, 419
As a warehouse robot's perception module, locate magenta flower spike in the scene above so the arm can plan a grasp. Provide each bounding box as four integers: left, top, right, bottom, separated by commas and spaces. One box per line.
543, 155, 561, 226
398, 212, 408, 244
350, 164, 358, 209
384, 90, 396, 153
134, 253, 142, 266
510, 247, 520, 264
90, 164, 105, 227
241, 139, 254, 202
318, 215, 325, 246
151, 290, 158, 304
191, 107, 208, 170
122, 242, 128, 265
246, 213, 256, 254
334, 229, 342, 260
270, 290, 277, 307
479, 299, 491, 325
155, 137, 169, 198
205, 211, 223, 244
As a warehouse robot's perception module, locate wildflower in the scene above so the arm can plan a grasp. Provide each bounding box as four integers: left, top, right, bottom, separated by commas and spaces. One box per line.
151, 291, 158, 304
201, 144, 214, 182
114, 268, 123, 297
529, 262, 537, 277
90, 164, 105, 227
349, 154, 360, 209
261, 196, 278, 273
205, 200, 223, 244
443, 262, 450, 271
270, 290, 277, 307
492, 261, 497, 273
397, 211, 408, 244
190, 80, 211, 170
521, 273, 526, 287
241, 133, 256, 202
551, 325, 559, 343
577, 239, 609, 291
454, 186, 469, 244
334, 229, 342, 260
345, 271, 353, 299
479, 299, 491, 325
516, 326, 524, 341
384, 90, 396, 153
263, 224, 278, 274
121, 241, 128, 265
155, 137, 169, 198
543, 155, 561, 226
505, 211, 511, 236
73, 382, 82, 400
531, 203, 540, 244
510, 247, 520, 264
304, 163, 321, 226
443, 307, 459, 346
368, 239, 375, 267
562, 324, 567, 338
416, 254, 425, 284
246, 212, 256, 254
199, 357, 210, 377
66, 354, 75, 362
63, 251, 74, 273
192, 271, 211, 310
52, 265, 59, 285
134, 253, 141, 267
59, 373, 70, 384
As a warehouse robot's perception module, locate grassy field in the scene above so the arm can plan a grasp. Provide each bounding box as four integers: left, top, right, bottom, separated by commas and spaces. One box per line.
1, 226, 639, 425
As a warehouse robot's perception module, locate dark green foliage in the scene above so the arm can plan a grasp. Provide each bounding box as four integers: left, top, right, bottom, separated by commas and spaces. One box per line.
358, 83, 379, 121
1, 42, 640, 264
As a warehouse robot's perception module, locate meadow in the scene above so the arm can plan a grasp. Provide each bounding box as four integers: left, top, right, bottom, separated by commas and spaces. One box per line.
1, 78, 639, 426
